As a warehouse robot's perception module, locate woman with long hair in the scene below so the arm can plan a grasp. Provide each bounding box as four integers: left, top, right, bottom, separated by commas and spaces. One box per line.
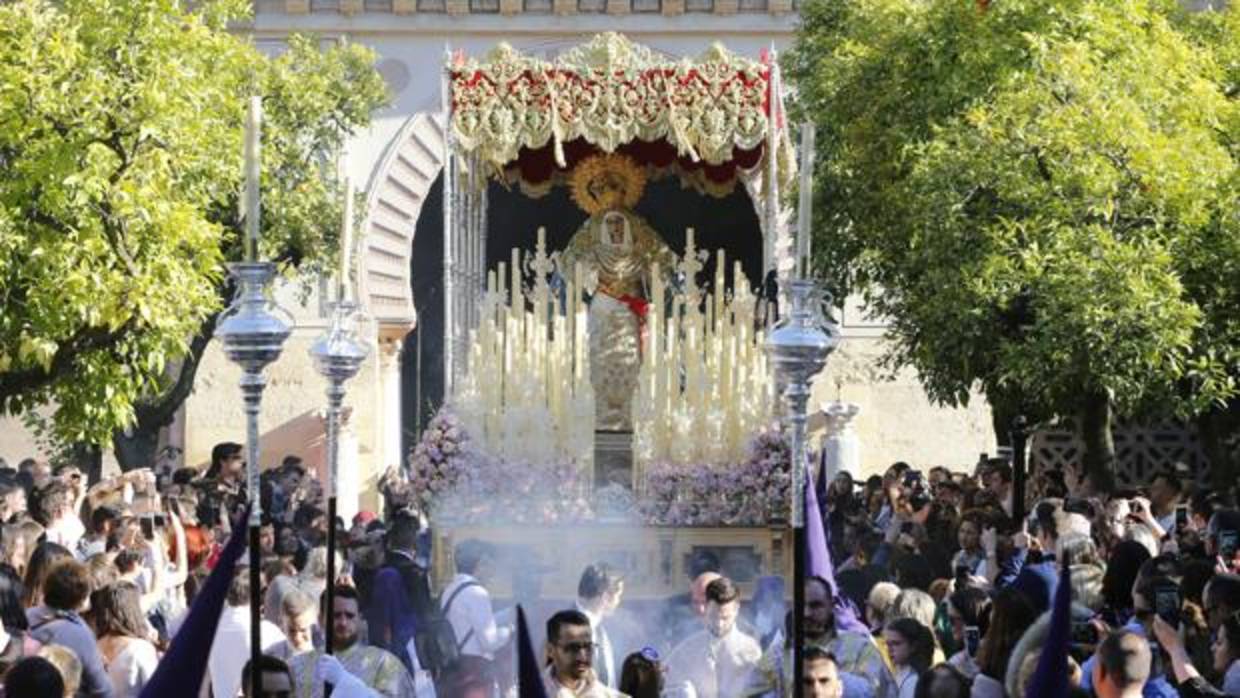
1101, 540, 1153, 624
886, 617, 937, 698
94, 582, 159, 697
0, 566, 27, 632
0, 564, 39, 676
618, 650, 662, 698
971, 589, 1037, 698
21, 541, 71, 610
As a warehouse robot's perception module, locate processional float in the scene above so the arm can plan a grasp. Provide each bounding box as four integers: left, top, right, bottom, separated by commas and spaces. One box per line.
436, 33, 840, 698
438, 33, 809, 486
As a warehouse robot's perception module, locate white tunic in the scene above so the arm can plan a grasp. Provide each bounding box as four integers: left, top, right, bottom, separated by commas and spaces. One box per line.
665, 626, 762, 698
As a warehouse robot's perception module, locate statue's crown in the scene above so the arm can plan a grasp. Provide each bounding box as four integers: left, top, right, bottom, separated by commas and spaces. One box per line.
569, 154, 647, 216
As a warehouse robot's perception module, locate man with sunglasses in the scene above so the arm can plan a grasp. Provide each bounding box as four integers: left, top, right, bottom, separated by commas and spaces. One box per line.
544, 610, 626, 697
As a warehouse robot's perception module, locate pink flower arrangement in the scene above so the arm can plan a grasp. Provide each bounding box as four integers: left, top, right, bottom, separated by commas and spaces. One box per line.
408, 409, 593, 524
409, 409, 795, 526
638, 428, 795, 526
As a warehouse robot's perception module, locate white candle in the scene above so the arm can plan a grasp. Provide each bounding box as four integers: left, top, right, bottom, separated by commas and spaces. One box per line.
339, 174, 354, 302
511, 249, 521, 323
574, 262, 585, 387
797, 121, 816, 277
243, 96, 262, 261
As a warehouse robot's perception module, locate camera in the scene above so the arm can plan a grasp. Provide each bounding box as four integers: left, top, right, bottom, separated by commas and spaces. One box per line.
1070, 621, 1098, 646
904, 470, 931, 511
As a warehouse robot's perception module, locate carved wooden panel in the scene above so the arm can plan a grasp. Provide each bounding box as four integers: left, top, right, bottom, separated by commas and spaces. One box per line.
1030, 418, 1215, 487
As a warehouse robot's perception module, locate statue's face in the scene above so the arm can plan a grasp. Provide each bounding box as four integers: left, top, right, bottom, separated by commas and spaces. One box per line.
607, 216, 625, 244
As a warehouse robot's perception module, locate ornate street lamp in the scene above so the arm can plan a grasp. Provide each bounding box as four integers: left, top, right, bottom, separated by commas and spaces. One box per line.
766, 278, 840, 698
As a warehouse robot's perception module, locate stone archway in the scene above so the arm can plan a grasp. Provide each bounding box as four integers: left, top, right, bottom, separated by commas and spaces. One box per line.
357, 110, 446, 473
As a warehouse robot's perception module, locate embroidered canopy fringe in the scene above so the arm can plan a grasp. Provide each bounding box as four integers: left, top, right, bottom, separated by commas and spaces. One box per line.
447, 33, 796, 195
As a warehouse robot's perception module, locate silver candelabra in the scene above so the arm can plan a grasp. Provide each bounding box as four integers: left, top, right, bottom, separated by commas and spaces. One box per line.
767, 278, 840, 526
214, 260, 292, 695
309, 299, 369, 665
766, 276, 839, 698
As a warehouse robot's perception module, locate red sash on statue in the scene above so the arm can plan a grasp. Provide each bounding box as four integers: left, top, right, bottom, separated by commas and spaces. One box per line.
613, 293, 649, 358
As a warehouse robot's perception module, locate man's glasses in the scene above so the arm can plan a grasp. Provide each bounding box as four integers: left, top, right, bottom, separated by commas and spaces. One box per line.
558, 641, 597, 655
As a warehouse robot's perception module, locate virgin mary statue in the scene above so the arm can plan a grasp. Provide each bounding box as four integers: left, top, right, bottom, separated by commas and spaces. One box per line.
559, 155, 676, 431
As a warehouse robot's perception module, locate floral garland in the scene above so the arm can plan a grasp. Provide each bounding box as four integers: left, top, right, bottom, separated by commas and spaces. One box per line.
448, 32, 792, 183
408, 410, 593, 525
409, 408, 793, 526
637, 429, 793, 526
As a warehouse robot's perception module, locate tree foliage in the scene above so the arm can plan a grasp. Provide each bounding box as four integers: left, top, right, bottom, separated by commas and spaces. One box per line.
787, 0, 1240, 481
0, 0, 388, 448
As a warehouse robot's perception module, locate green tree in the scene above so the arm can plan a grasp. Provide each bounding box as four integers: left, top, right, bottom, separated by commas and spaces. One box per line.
0, 0, 388, 471
788, 0, 1239, 490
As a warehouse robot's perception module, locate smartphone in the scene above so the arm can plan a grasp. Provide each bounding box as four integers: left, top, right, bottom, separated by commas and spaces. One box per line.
139, 516, 155, 541
1175, 505, 1188, 531
1221, 530, 1239, 560
1154, 583, 1181, 628
964, 626, 981, 656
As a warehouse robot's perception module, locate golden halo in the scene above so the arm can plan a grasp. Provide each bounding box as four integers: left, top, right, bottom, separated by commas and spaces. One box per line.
568, 154, 647, 216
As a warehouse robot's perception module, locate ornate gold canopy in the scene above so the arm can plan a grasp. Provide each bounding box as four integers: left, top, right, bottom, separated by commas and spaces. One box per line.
447, 33, 795, 191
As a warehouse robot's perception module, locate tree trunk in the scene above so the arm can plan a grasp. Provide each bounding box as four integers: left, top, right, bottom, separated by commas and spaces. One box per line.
1080, 389, 1116, 493
67, 442, 104, 484
990, 394, 1020, 450
1198, 403, 1240, 491
111, 308, 221, 471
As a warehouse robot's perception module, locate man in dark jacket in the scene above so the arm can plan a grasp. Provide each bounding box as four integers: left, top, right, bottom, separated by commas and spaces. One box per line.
364, 513, 434, 676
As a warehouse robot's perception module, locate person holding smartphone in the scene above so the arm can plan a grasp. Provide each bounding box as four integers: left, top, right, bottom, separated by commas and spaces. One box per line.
1153, 615, 1238, 698
945, 587, 990, 679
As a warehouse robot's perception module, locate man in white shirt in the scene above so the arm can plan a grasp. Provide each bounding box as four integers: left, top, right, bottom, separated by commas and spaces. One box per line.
666, 576, 762, 698
575, 563, 625, 688
206, 566, 287, 698
440, 539, 513, 696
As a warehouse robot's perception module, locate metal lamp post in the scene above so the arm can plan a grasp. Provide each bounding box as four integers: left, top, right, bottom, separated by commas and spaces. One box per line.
766, 278, 840, 698
309, 298, 369, 682
1011, 415, 1030, 524
215, 261, 292, 698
